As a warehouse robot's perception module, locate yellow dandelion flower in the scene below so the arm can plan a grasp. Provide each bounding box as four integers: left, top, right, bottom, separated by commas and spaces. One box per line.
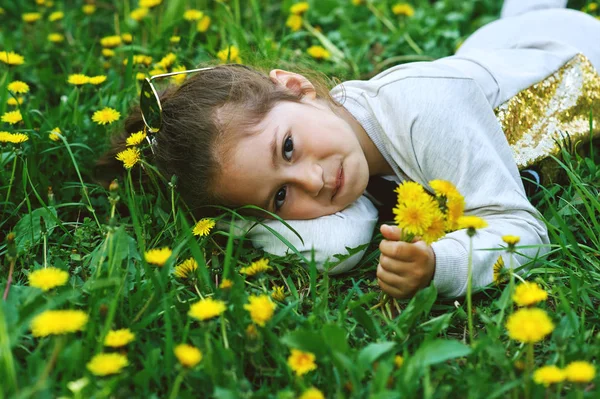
271, 285, 286, 301
140, 0, 162, 8
506, 308, 554, 344
429, 179, 460, 199
299, 387, 324, 399
100, 35, 122, 48
533, 365, 565, 387
82, 4, 96, 15
10, 133, 28, 144
48, 11, 64, 21
170, 36, 181, 43
173, 258, 198, 279
219, 278, 233, 289
394, 355, 404, 368
244, 294, 276, 327
92, 107, 120, 125
1, 110, 23, 124
133, 54, 153, 65
174, 344, 203, 368
197, 15, 211, 32
149, 67, 166, 76
392, 3, 415, 17
86, 353, 128, 376
158, 52, 177, 69
130, 7, 149, 21
188, 297, 227, 321
136, 72, 147, 81
31, 309, 88, 337
394, 181, 428, 204
564, 361, 596, 383
422, 207, 446, 244
23, 12, 42, 23
512, 282, 548, 307
288, 349, 317, 376
393, 200, 435, 236
183, 9, 203, 21
239, 258, 272, 276
0, 51, 25, 66
68, 74, 90, 85
217, 45, 241, 64
290, 2, 309, 15
102, 48, 115, 57
445, 194, 465, 231
170, 65, 187, 85
144, 247, 172, 266
193, 218, 216, 237
307, 45, 331, 60
89, 75, 107, 85
49, 127, 62, 141
457, 215, 488, 230
121, 33, 133, 43
104, 328, 135, 347
493, 256, 508, 286
126, 130, 147, 146
502, 235, 520, 245
29, 267, 69, 291
115, 147, 140, 169
7, 81, 29, 94
0, 132, 28, 144
7, 97, 24, 106
286, 14, 303, 31
48, 33, 65, 43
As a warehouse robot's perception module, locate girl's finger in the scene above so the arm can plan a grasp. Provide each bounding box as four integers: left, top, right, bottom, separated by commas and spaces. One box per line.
380, 224, 403, 241
377, 277, 405, 299
377, 262, 405, 286
379, 240, 413, 261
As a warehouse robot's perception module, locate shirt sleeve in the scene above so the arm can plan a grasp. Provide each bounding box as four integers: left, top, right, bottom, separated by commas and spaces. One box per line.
241, 195, 379, 274
386, 77, 550, 298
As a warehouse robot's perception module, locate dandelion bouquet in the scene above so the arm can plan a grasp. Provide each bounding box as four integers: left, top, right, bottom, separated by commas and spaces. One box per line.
392, 180, 465, 244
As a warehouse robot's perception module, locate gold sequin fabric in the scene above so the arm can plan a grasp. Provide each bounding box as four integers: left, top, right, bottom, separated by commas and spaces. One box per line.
495, 53, 600, 170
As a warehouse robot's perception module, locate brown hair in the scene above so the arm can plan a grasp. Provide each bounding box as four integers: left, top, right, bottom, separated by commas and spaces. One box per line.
95, 61, 342, 218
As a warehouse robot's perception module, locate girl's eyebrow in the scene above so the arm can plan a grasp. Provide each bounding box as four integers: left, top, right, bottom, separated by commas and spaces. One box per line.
270, 126, 280, 170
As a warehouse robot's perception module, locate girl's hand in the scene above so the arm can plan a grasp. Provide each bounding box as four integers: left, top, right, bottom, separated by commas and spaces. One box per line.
376, 224, 436, 299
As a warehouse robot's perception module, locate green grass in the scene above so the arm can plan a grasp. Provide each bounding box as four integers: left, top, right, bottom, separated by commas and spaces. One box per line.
1, 0, 599, 398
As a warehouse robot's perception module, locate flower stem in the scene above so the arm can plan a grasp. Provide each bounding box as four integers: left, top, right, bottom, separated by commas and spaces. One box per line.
3, 150, 18, 216
168, 370, 186, 399
525, 343, 534, 399
466, 235, 474, 345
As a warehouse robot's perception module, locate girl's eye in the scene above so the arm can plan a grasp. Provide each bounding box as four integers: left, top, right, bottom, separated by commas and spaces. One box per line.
283, 136, 294, 161
275, 186, 287, 211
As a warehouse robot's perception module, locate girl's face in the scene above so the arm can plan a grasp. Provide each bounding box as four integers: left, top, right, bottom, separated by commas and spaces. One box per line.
216, 97, 371, 220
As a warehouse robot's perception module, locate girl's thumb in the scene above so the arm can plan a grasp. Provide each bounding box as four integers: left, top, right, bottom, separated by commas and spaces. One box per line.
381, 224, 402, 240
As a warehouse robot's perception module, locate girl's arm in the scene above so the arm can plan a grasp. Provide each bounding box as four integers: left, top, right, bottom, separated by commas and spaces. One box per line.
236, 195, 379, 274
391, 77, 550, 297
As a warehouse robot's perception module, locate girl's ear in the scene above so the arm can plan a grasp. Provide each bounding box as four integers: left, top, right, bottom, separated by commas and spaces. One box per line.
269, 69, 317, 99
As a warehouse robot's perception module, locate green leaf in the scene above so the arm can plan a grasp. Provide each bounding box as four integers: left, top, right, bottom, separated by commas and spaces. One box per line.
357, 341, 396, 374
408, 339, 472, 370
280, 330, 328, 358
13, 207, 58, 254
321, 324, 350, 354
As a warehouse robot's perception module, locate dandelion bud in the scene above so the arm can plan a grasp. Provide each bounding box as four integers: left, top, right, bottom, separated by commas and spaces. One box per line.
109, 180, 119, 192
47, 186, 55, 206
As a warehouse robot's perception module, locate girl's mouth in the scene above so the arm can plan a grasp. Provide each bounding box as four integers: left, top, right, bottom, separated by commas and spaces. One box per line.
332, 164, 344, 200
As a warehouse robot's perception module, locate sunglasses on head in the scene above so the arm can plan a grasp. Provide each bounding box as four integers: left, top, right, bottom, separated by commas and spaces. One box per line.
139, 64, 252, 133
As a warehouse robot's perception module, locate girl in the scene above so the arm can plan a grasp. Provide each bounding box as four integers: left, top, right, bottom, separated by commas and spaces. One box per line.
97, 0, 600, 299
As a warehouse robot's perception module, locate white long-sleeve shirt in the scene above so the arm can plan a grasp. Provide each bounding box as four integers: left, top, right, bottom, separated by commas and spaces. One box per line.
241, 6, 600, 297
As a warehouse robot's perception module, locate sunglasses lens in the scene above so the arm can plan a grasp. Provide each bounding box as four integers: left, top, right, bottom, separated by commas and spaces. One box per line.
140, 79, 162, 132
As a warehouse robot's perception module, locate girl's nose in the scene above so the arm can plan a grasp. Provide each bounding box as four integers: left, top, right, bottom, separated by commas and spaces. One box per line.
294, 162, 323, 196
